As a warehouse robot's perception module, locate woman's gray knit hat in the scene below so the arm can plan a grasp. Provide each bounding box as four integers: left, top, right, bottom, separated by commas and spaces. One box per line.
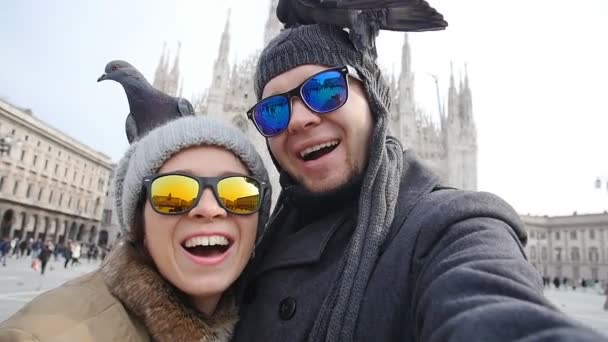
253, 24, 404, 342
113, 116, 272, 241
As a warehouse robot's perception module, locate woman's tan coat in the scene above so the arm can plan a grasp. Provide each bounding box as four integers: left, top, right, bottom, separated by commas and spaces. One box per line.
0, 242, 238, 342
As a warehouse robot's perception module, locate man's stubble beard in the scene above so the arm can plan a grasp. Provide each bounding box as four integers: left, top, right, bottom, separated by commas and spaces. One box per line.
295, 153, 366, 197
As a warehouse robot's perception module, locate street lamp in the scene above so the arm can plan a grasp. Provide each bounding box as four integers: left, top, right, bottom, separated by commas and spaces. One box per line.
427, 73, 444, 118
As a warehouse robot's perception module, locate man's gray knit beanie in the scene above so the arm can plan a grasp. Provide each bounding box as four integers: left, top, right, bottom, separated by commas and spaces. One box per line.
113, 116, 271, 241
255, 24, 390, 119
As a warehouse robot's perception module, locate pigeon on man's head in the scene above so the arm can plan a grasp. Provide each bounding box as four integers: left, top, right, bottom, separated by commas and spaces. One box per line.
97, 60, 194, 144
276, 0, 447, 57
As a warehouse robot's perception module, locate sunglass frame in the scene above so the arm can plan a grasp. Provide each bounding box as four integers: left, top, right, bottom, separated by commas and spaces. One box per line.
142, 172, 267, 216
247, 65, 360, 137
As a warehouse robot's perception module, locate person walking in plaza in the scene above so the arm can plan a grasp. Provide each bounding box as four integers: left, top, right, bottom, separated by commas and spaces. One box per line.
70, 241, 81, 267
232, 19, 608, 341
0, 114, 271, 341
9, 238, 17, 258
18, 239, 26, 258
30, 238, 41, 260
0, 237, 10, 267
37, 240, 53, 275
604, 282, 608, 311
63, 240, 72, 269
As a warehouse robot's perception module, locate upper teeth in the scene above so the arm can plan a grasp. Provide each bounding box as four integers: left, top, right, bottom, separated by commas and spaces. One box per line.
300, 140, 339, 158
184, 235, 229, 248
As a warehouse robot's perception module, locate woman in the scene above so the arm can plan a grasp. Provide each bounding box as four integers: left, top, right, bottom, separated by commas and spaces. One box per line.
0, 116, 271, 341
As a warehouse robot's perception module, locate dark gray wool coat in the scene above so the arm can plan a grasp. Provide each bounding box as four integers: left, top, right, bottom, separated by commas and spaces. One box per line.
234, 151, 606, 341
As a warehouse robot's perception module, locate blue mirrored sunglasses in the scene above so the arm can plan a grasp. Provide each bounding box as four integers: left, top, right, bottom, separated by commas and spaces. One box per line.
247, 66, 360, 137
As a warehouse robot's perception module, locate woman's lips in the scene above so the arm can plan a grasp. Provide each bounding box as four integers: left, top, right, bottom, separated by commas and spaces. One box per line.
179, 232, 235, 267
181, 243, 233, 266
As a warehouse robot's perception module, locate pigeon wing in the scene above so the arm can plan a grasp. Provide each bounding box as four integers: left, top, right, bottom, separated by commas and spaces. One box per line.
278, 0, 446, 54
125, 113, 139, 143
177, 97, 195, 116
292, 0, 446, 30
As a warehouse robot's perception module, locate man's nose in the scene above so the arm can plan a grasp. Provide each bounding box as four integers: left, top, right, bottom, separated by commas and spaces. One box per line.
187, 188, 227, 220
287, 97, 321, 134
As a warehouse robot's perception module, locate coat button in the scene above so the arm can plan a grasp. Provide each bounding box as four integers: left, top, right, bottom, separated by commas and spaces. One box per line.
278, 297, 296, 320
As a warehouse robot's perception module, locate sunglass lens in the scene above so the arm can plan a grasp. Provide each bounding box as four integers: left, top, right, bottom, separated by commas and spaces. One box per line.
253, 95, 290, 136
301, 70, 347, 113
150, 175, 199, 214
217, 176, 261, 214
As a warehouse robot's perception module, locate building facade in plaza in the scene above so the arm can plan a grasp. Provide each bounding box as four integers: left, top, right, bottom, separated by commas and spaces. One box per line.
0, 98, 115, 246
522, 212, 608, 282
153, 0, 478, 193
100, 165, 122, 247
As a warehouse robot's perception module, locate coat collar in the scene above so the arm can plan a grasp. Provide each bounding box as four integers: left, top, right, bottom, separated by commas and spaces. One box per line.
254, 207, 353, 276
380, 149, 442, 250
99, 242, 238, 342
252, 149, 441, 275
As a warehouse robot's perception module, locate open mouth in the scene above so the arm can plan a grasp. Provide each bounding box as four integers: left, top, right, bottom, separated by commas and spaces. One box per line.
299, 140, 340, 162
182, 235, 232, 258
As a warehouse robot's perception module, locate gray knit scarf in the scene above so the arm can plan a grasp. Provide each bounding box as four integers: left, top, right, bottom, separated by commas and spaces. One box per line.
308, 116, 403, 342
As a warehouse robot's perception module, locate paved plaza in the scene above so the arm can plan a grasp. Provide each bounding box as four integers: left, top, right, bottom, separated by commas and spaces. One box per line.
0, 255, 101, 322
1, 256, 607, 337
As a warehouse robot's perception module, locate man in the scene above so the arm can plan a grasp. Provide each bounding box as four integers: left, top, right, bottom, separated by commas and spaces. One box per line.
0, 237, 10, 266
234, 25, 606, 341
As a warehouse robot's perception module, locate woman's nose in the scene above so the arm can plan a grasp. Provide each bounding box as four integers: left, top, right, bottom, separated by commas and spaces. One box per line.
187, 188, 227, 220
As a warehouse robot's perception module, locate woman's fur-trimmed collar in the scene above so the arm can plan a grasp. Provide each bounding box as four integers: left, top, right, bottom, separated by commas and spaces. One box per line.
99, 242, 238, 342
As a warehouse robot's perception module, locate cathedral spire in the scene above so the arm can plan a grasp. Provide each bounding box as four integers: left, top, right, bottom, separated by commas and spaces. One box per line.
206, 9, 232, 117
449, 61, 455, 89
397, 33, 417, 148
171, 41, 181, 76
218, 9, 231, 61
464, 63, 470, 91
459, 63, 474, 124
264, 0, 282, 45
153, 42, 168, 91
401, 33, 411, 76
447, 61, 459, 124
163, 41, 182, 97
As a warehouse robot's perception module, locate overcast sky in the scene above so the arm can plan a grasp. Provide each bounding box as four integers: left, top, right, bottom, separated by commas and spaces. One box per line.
1, 0, 607, 216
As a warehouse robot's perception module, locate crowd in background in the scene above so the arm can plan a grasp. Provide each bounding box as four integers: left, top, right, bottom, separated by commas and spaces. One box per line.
0, 236, 112, 274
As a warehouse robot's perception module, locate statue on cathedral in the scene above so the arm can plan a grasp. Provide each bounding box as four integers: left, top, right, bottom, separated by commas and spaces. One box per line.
276, 0, 448, 57
97, 60, 195, 143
